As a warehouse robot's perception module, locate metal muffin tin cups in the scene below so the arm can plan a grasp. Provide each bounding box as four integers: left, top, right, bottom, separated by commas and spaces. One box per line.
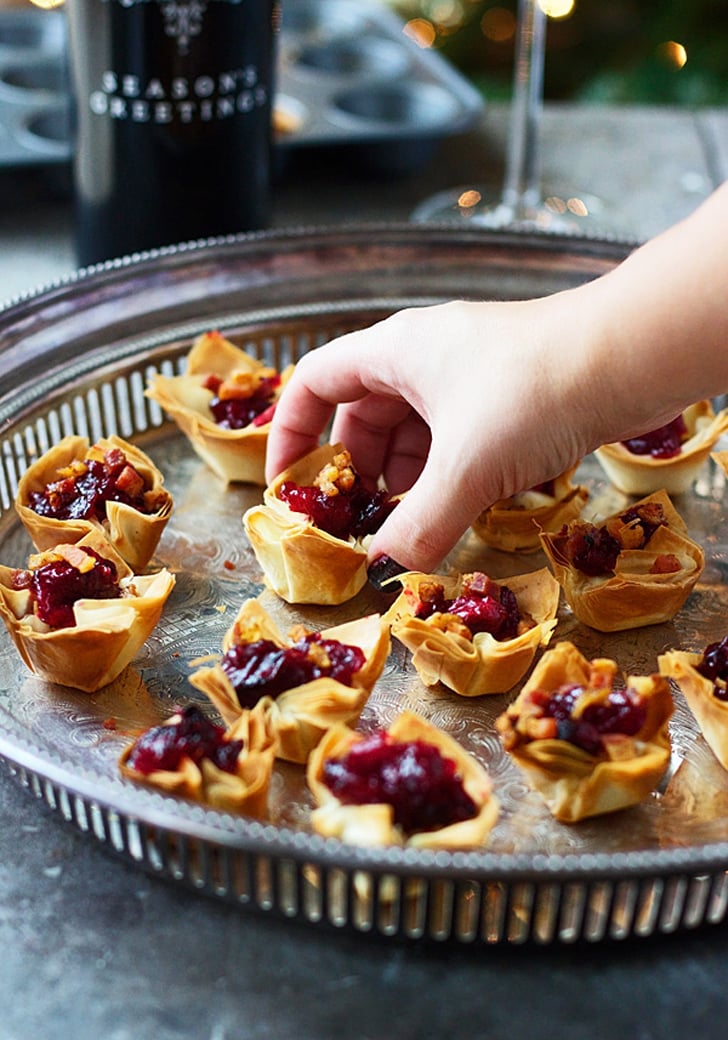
0, 7, 70, 167
276, 0, 484, 173
0, 0, 484, 176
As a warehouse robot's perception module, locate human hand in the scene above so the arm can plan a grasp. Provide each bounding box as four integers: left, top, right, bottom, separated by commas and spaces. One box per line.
266, 296, 604, 574
266, 186, 728, 575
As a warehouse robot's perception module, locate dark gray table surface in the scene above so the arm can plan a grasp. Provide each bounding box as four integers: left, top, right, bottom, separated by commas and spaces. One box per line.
2, 101, 728, 1039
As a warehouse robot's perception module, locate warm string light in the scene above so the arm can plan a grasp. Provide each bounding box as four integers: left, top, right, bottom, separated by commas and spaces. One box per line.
404, 0, 577, 51
403, 2, 689, 86
538, 0, 574, 19
658, 40, 688, 69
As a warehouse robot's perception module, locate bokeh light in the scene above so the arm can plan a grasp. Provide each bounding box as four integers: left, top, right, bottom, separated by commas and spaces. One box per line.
480, 6, 516, 43
403, 18, 438, 47
657, 40, 688, 69
538, 0, 575, 19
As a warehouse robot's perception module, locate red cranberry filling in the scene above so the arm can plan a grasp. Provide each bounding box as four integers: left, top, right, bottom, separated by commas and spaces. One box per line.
697, 636, 728, 701
559, 523, 621, 577
322, 730, 477, 835
415, 573, 522, 641
28, 447, 152, 523
529, 683, 647, 754
221, 632, 365, 709
13, 547, 121, 628
559, 503, 667, 577
126, 704, 243, 775
622, 415, 688, 459
279, 480, 396, 540
204, 373, 280, 429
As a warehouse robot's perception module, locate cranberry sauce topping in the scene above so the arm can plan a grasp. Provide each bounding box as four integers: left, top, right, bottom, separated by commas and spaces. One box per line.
622, 414, 688, 459
527, 683, 647, 754
322, 730, 477, 835
559, 502, 668, 577
12, 546, 121, 628
415, 572, 522, 641
126, 704, 243, 775
278, 449, 397, 540
203, 371, 281, 429
697, 636, 728, 701
280, 480, 396, 539
221, 632, 366, 709
559, 523, 621, 577
28, 447, 151, 522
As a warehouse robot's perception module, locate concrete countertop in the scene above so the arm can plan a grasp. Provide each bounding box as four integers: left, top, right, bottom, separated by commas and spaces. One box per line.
1, 102, 725, 302
1, 101, 728, 1040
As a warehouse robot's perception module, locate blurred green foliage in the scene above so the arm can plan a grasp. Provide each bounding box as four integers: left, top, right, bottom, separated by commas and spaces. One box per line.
392, 0, 728, 105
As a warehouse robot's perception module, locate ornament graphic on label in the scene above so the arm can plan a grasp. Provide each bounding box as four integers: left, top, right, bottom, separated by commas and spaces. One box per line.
161, 0, 208, 56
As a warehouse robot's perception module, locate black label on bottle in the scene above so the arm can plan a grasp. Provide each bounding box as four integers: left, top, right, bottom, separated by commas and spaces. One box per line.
68, 0, 275, 264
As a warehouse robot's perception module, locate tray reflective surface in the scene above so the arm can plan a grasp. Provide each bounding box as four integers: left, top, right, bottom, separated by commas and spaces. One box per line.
2, 225, 728, 945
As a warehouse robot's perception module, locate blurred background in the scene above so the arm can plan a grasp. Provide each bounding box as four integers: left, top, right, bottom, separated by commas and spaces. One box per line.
391, 0, 728, 106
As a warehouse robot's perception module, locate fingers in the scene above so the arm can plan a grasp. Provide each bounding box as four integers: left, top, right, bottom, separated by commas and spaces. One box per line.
265, 333, 374, 482
265, 313, 422, 483
331, 404, 430, 493
366, 447, 484, 573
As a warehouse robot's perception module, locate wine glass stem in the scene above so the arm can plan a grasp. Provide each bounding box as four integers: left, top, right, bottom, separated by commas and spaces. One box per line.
501, 0, 547, 213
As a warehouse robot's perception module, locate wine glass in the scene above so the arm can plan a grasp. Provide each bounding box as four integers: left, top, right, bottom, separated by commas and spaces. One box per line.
411, 0, 612, 234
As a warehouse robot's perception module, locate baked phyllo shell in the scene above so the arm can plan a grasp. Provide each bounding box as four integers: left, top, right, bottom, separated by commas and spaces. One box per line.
659, 648, 728, 771
307, 710, 498, 850
0, 529, 175, 693
710, 450, 728, 487
595, 400, 728, 496
145, 330, 294, 485
244, 442, 385, 605
119, 708, 275, 816
472, 465, 589, 553
15, 433, 172, 573
189, 597, 390, 764
382, 568, 560, 696
539, 490, 704, 632
498, 641, 673, 822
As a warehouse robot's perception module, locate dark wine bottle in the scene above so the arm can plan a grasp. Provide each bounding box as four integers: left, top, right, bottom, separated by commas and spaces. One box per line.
66, 0, 276, 267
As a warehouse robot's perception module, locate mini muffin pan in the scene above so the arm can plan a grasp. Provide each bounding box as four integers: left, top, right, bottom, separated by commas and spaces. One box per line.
0, 0, 484, 176
0, 7, 69, 167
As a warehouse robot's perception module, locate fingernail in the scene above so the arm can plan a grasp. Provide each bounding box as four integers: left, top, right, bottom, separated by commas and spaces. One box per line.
367, 554, 407, 594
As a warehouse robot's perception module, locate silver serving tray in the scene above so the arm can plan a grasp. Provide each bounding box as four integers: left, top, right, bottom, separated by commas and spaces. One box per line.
2, 225, 728, 946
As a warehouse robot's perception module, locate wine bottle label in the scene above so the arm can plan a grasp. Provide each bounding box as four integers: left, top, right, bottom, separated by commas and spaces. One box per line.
68, 0, 275, 262
103, 0, 245, 55
83, 0, 268, 126
88, 70, 267, 125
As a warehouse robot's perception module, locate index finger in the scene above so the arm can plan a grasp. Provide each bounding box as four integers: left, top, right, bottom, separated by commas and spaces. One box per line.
265, 333, 374, 482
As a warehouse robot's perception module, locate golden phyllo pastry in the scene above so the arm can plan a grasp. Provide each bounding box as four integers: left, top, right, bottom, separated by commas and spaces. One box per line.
0, 530, 175, 692
382, 568, 560, 696
15, 434, 172, 573
189, 597, 390, 764
472, 465, 589, 553
496, 641, 673, 822
659, 637, 728, 771
594, 400, 728, 496
710, 450, 728, 487
243, 443, 399, 605
539, 489, 704, 632
307, 710, 499, 850
145, 330, 294, 485
119, 703, 275, 816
